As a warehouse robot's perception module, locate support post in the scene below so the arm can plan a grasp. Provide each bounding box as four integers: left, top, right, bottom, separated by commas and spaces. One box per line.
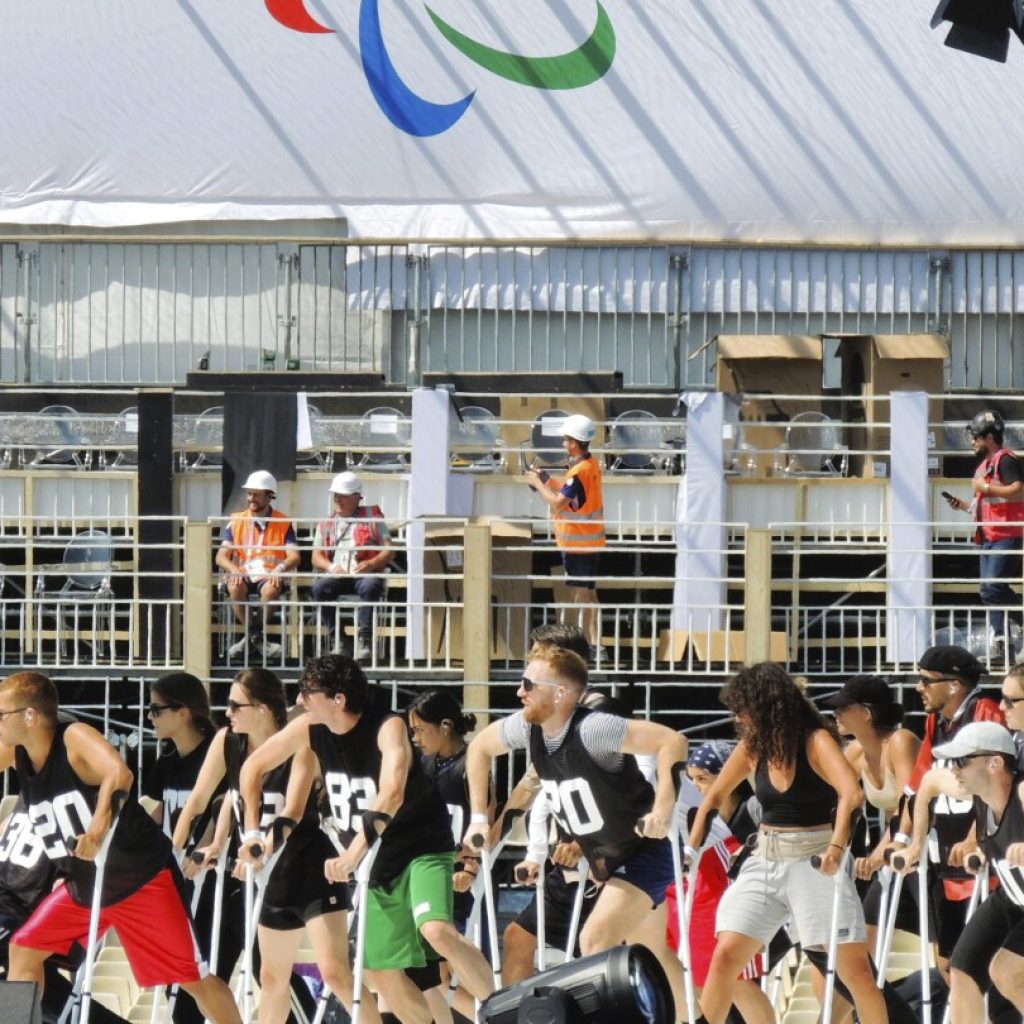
463, 521, 492, 726
744, 529, 772, 664
184, 523, 213, 680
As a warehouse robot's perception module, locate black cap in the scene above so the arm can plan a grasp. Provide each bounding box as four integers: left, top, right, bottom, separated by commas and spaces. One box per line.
918, 645, 984, 685
969, 410, 1004, 440
821, 675, 896, 710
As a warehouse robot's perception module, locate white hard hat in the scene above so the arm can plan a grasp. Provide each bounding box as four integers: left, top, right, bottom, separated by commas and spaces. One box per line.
562, 414, 596, 443
243, 470, 278, 494
329, 471, 363, 496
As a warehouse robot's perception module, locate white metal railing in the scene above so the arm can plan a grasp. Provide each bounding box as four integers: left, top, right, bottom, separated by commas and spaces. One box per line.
0, 515, 185, 669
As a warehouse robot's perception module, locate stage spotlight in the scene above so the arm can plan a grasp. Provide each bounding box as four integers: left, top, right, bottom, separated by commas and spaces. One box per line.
931, 0, 1024, 62
478, 944, 674, 1024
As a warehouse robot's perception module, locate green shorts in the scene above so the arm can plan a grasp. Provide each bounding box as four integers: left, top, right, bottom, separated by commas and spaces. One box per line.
362, 851, 455, 971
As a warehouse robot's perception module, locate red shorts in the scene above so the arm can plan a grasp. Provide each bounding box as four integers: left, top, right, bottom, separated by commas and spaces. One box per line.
12, 868, 206, 988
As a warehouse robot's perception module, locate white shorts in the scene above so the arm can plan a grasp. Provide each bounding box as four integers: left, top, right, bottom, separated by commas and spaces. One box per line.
715, 829, 867, 951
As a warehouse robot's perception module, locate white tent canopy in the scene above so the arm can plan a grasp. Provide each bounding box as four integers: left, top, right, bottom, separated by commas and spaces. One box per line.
4, 1, 1024, 243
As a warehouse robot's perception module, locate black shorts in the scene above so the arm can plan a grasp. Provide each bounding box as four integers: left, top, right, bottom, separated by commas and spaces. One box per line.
863, 871, 918, 934
561, 552, 602, 591
949, 889, 1024, 991
931, 875, 971, 960
260, 832, 350, 930
513, 863, 599, 955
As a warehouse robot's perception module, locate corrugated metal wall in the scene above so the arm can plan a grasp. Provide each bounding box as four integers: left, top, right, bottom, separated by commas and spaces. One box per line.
1, 240, 1020, 389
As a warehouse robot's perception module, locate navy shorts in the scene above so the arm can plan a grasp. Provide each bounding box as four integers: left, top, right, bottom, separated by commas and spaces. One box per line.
561, 552, 602, 591
610, 839, 675, 907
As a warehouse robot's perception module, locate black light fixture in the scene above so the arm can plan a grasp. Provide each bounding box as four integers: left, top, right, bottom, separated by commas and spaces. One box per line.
479, 945, 674, 1024
931, 0, 1024, 62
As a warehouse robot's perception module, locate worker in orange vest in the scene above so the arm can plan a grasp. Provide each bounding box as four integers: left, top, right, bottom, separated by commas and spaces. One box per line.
527, 415, 606, 660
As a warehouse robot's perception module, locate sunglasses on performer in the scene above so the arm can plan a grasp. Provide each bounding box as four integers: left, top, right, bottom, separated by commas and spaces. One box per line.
519, 677, 561, 692
148, 702, 182, 717
950, 753, 1000, 769
226, 699, 255, 713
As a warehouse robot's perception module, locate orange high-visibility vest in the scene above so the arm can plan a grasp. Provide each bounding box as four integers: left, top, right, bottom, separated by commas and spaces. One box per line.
554, 456, 606, 551
228, 509, 293, 573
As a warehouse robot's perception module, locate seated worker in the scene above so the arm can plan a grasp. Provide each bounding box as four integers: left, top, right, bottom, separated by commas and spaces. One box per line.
214, 470, 299, 661
311, 472, 393, 662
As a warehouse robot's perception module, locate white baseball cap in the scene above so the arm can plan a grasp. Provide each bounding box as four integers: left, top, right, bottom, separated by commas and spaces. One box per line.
933, 721, 1016, 760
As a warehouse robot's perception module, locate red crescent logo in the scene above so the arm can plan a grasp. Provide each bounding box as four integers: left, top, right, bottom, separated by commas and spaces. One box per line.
265, 0, 333, 34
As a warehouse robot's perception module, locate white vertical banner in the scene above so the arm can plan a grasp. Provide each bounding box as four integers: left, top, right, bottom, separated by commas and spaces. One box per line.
408, 387, 472, 659
674, 392, 727, 633
888, 391, 931, 664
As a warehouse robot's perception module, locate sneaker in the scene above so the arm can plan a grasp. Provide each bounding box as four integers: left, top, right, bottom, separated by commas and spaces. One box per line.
261, 638, 282, 660
590, 644, 610, 665
991, 638, 1007, 664
354, 636, 372, 662
228, 637, 249, 658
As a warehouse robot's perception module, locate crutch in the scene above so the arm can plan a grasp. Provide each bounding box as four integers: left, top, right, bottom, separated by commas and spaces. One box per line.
562, 855, 591, 963
891, 840, 932, 1024
469, 808, 526, 990
75, 790, 129, 1024
670, 806, 719, 1024
875, 857, 905, 986
937, 854, 989, 1024
311, 811, 392, 1024
810, 810, 862, 1024
514, 858, 547, 971
237, 816, 292, 1022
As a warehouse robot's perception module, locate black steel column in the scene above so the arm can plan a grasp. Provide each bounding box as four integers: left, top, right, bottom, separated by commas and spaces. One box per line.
136, 390, 175, 659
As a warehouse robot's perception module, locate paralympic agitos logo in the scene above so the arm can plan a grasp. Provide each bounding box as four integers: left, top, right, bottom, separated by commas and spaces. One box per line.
265, 1, 616, 137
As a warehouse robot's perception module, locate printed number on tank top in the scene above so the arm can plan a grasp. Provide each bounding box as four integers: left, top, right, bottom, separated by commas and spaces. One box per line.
540, 778, 605, 837
0, 812, 46, 869
324, 772, 377, 833
27, 790, 93, 860
447, 803, 464, 847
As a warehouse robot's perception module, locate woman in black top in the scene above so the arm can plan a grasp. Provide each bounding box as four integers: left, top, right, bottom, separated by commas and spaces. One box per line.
142, 672, 219, 1024
173, 669, 354, 1024
407, 689, 491, 1022
690, 663, 887, 1024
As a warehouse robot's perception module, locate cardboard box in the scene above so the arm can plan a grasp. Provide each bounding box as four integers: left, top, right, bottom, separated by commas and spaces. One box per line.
423, 518, 532, 662
839, 334, 948, 477
716, 336, 823, 477
716, 335, 823, 401
498, 394, 608, 474
656, 628, 788, 664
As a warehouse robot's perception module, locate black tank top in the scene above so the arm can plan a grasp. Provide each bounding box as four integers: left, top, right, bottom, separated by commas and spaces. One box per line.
528, 706, 658, 881
309, 707, 454, 885
754, 728, 837, 828
0, 796, 55, 921
15, 723, 171, 906
223, 729, 320, 857
143, 734, 216, 840
976, 772, 1024, 908
422, 749, 470, 853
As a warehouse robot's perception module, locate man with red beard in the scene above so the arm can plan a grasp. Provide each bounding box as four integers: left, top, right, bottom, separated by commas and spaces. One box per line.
465, 645, 687, 1012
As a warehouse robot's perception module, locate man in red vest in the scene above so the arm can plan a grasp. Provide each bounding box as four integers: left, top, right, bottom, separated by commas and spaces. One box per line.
945, 411, 1024, 664
312, 472, 393, 662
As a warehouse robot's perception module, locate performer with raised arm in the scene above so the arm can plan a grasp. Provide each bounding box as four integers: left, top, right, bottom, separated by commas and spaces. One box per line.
238, 655, 495, 1024
0, 672, 239, 1024
171, 668, 351, 1024
690, 662, 887, 1024
464, 645, 688, 1015
897, 721, 1024, 1023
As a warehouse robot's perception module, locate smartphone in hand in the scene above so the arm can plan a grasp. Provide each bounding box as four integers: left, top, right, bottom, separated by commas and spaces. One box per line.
941, 491, 959, 508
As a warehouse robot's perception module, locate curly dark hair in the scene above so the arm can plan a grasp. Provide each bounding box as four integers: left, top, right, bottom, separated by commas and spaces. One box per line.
299, 654, 369, 713
720, 662, 832, 765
